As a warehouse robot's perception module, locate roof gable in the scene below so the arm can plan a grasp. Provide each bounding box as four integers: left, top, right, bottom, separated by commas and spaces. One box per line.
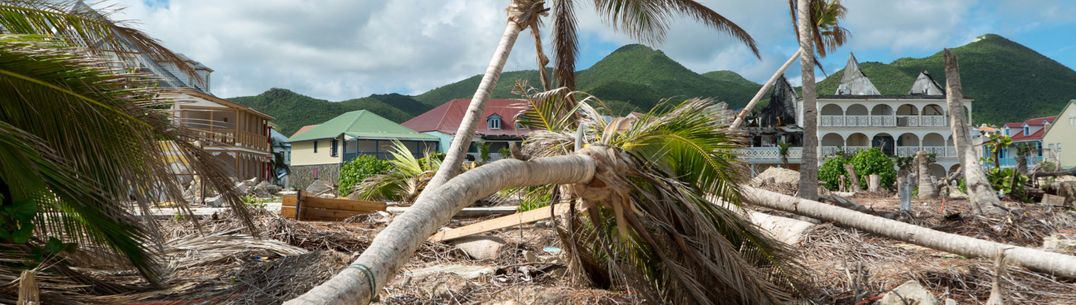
288, 110, 435, 142
835, 53, 881, 96
908, 71, 944, 96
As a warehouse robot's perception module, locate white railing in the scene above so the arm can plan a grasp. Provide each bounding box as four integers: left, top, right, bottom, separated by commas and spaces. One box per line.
733, 147, 803, 164
897, 115, 919, 127
921, 115, 947, 127
896, 146, 918, 156
846, 146, 870, 154
821, 146, 843, 156
820, 115, 842, 127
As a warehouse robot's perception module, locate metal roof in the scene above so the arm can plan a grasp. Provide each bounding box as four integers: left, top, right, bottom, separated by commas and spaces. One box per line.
288, 110, 436, 142
835, 53, 881, 96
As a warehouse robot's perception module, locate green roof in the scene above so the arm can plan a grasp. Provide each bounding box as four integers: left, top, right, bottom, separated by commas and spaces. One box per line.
288, 110, 437, 142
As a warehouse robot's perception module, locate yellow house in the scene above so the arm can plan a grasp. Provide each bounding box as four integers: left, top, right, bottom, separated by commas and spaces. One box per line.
1043, 100, 1076, 169
288, 110, 438, 188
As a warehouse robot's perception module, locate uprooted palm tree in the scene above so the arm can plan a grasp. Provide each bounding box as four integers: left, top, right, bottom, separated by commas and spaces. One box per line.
288, 96, 804, 305
424, 0, 760, 207
0, 36, 254, 303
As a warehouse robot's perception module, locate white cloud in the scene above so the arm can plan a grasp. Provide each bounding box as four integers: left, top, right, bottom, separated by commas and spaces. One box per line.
109, 0, 541, 100
841, 0, 978, 52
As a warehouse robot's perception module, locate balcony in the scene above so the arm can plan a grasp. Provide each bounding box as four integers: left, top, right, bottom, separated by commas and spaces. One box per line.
190, 128, 269, 151
733, 147, 803, 164
821, 115, 947, 128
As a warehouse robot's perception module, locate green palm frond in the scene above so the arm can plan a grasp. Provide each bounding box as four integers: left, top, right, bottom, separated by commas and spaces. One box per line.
0, 34, 253, 287
355, 141, 441, 203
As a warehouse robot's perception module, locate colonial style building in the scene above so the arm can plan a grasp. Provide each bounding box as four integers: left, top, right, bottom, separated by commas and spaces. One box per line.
737, 54, 974, 179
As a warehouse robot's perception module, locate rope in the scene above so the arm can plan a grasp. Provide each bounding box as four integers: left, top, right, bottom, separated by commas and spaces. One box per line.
348, 263, 377, 298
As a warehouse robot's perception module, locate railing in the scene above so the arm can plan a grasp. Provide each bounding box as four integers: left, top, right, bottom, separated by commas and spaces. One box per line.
821, 146, 843, 156
993, 156, 1043, 168
896, 146, 918, 156
190, 129, 269, 151
846, 146, 870, 154
921, 115, 947, 127
732, 147, 803, 164
821, 115, 945, 128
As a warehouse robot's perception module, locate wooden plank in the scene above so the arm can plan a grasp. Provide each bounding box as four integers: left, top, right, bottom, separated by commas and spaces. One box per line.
280, 206, 297, 219
428, 204, 568, 242
282, 195, 298, 207
386, 206, 519, 217
302, 196, 386, 212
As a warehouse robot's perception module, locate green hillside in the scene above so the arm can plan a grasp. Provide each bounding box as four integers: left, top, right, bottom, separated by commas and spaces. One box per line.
416, 44, 763, 110
230, 89, 429, 136
818, 34, 1076, 124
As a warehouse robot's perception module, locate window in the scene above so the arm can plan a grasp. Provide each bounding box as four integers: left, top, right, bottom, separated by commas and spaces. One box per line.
1070, 115, 1075, 125
487, 114, 502, 130
313, 140, 318, 153
330, 139, 339, 157
1024, 126, 1030, 136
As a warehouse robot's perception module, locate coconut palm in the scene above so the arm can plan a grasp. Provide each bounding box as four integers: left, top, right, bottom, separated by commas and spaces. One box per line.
793, 0, 821, 200
0, 35, 253, 303
425, 0, 761, 203
288, 96, 802, 304
778, 142, 792, 168
729, 0, 849, 129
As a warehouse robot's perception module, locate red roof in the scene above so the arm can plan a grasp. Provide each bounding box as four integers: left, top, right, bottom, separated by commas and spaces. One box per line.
403, 99, 530, 137
1007, 116, 1055, 142
291, 124, 319, 138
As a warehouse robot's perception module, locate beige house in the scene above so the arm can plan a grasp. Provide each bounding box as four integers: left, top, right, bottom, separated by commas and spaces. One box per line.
165, 89, 274, 180
1043, 100, 1076, 169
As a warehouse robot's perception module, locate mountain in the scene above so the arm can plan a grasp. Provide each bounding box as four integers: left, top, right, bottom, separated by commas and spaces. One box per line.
230, 89, 430, 136
416, 44, 763, 111
817, 34, 1076, 124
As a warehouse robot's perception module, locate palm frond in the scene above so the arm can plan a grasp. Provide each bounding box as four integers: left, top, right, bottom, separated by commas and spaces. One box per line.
354, 141, 440, 203
591, 0, 758, 57
551, 0, 578, 90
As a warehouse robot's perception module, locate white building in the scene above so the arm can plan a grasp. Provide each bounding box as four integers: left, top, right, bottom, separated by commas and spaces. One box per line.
738, 54, 973, 179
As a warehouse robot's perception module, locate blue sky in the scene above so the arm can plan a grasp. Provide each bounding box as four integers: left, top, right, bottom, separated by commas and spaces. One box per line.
113, 0, 1076, 100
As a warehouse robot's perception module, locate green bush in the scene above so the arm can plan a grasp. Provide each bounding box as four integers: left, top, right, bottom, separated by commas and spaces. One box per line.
479, 143, 491, 163
987, 167, 1029, 202
849, 148, 896, 190
338, 155, 391, 195
818, 156, 848, 191
816, 148, 897, 191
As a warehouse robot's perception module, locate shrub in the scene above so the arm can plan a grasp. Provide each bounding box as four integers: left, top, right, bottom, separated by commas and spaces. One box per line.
479, 143, 491, 163
818, 155, 848, 191
816, 148, 897, 191
338, 155, 391, 195
987, 167, 1029, 202
849, 148, 896, 190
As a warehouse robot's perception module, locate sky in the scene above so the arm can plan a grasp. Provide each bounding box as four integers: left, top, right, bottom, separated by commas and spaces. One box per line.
106, 0, 1076, 101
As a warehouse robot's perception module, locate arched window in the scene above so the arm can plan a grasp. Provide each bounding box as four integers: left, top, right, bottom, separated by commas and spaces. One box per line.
487, 114, 502, 130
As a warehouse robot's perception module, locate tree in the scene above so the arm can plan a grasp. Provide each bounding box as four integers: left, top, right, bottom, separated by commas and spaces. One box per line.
944, 49, 1000, 213
796, 0, 820, 200
730, 0, 849, 129
425, 0, 761, 205
778, 142, 792, 168
287, 99, 800, 305
352, 141, 442, 204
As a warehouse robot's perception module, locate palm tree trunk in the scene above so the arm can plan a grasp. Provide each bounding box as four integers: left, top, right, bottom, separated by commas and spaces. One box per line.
943, 49, 1000, 213
917, 151, 937, 199
729, 48, 803, 129
425, 11, 527, 196
284, 156, 596, 305
743, 186, 1076, 278
795, 0, 819, 200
